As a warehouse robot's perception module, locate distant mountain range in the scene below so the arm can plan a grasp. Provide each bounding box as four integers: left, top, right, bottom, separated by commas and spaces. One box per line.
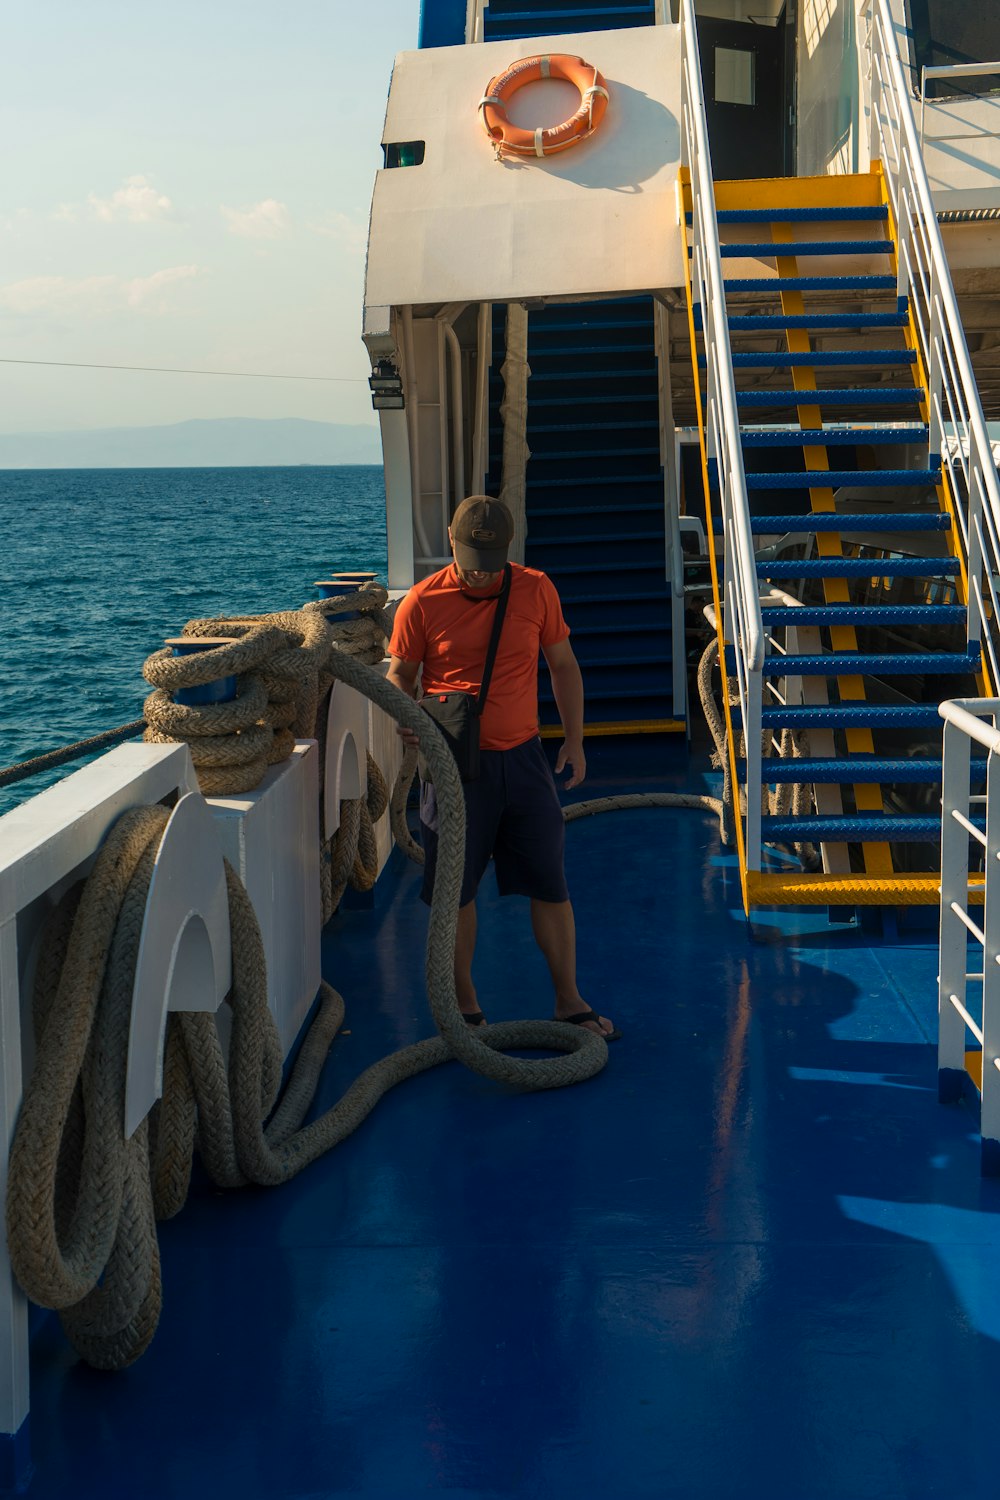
0, 418, 383, 469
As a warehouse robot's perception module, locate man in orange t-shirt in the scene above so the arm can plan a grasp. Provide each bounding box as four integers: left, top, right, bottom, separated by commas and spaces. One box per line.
387, 496, 619, 1041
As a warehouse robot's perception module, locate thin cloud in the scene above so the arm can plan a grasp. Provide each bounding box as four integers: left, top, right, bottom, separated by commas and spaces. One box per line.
87, 174, 174, 224
221, 198, 290, 239
0, 265, 201, 317
308, 210, 367, 254
124, 264, 201, 307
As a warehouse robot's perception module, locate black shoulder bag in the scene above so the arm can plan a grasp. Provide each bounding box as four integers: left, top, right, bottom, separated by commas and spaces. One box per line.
418, 565, 512, 783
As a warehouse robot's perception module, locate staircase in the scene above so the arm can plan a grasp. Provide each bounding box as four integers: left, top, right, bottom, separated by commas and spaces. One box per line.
483, 0, 684, 736
683, 169, 988, 906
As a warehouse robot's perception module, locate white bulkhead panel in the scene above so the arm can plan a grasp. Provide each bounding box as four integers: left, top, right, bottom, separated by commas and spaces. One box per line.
366, 24, 685, 308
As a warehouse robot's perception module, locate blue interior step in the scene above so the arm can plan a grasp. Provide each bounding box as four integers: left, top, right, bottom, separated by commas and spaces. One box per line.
486, 6, 654, 33
759, 604, 965, 626
526, 418, 660, 434
761, 814, 972, 842
750, 513, 949, 532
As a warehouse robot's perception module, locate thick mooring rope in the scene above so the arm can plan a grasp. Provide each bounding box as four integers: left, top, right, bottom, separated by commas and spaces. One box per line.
696, 636, 817, 866
6, 646, 607, 1371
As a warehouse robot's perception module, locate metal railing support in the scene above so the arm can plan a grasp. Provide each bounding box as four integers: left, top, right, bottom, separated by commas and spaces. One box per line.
679, 0, 762, 873
868, 0, 1000, 673
938, 698, 1000, 1173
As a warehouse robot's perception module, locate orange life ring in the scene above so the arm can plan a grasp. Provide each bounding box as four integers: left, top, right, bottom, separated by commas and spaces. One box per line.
479, 53, 609, 159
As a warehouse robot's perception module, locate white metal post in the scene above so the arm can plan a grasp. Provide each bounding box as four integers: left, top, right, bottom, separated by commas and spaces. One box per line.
745, 664, 762, 872
982, 746, 1000, 1171
938, 718, 974, 1100
0, 919, 29, 1487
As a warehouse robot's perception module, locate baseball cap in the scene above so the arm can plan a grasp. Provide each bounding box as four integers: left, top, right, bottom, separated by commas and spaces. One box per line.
450, 496, 514, 572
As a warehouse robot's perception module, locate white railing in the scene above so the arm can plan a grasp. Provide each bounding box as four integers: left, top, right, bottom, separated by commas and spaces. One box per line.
919, 61, 1000, 152
868, 0, 1000, 685
679, 0, 763, 869
938, 698, 1000, 1173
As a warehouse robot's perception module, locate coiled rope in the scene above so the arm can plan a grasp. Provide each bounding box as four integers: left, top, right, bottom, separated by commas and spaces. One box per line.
6, 645, 609, 1371
140, 585, 409, 918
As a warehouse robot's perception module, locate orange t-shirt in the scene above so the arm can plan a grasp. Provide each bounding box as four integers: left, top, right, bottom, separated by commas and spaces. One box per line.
389, 563, 570, 750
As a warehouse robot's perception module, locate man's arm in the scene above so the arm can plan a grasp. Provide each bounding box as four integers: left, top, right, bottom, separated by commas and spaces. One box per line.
542, 636, 586, 789
386, 655, 423, 747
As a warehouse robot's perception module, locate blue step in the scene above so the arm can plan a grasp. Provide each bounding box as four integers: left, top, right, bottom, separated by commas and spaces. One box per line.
719, 350, 915, 369
710, 207, 889, 223
740, 426, 928, 447
759, 558, 960, 578
760, 651, 978, 676
750, 513, 950, 532
745, 468, 938, 488
759, 604, 965, 626
760, 814, 971, 842
738, 388, 923, 407
752, 756, 986, 784
756, 704, 944, 728
717, 240, 894, 258
724, 275, 898, 293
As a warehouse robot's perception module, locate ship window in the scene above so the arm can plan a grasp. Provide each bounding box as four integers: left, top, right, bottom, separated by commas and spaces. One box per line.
715, 47, 755, 107
384, 141, 425, 168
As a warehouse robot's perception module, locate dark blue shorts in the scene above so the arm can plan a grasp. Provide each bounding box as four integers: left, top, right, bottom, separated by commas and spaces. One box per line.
419, 735, 570, 907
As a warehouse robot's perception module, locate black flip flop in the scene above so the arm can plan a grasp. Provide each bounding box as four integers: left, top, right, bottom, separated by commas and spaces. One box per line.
554, 1008, 622, 1042
462, 1010, 487, 1028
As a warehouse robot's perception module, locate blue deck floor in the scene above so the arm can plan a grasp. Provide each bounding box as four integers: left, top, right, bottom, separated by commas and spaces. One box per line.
23, 739, 1000, 1498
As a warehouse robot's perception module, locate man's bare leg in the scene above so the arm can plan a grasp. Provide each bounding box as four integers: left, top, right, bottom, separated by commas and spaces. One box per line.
529, 898, 616, 1037
454, 900, 484, 1022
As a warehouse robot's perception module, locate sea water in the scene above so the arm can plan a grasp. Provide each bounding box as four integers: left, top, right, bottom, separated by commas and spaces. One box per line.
0, 466, 387, 813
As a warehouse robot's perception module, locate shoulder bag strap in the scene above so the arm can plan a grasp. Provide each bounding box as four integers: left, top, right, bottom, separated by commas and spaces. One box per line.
475, 564, 512, 716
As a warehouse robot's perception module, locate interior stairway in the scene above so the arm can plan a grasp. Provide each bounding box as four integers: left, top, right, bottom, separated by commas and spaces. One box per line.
483, 0, 682, 736
683, 169, 988, 907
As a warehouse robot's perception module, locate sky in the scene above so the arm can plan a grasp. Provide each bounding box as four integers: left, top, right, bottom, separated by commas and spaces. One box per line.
0, 0, 420, 436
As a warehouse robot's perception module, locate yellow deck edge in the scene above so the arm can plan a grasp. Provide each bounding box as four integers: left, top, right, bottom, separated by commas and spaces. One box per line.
540, 719, 687, 739
966, 1050, 984, 1092
747, 872, 984, 907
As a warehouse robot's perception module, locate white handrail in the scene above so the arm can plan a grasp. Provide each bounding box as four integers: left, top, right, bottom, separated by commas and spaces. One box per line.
869, 0, 1000, 677
920, 61, 1000, 149
679, 0, 763, 867
938, 697, 1000, 1173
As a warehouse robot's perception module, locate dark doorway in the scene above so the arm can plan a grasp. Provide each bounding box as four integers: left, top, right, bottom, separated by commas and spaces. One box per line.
696, 12, 789, 179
